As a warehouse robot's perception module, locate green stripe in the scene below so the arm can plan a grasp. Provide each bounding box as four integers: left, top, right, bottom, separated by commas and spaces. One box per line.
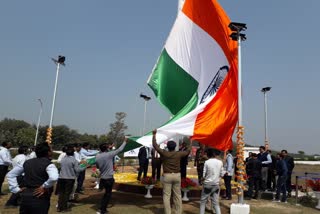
148, 48, 199, 115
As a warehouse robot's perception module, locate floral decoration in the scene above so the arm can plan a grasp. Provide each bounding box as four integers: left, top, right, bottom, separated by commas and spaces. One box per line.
181, 178, 197, 189
307, 179, 320, 191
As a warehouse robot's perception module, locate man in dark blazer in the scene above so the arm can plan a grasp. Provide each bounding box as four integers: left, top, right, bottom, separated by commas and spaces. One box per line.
137, 146, 149, 181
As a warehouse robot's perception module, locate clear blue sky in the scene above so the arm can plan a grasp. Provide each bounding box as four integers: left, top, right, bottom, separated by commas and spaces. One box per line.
0, 0, 319, 154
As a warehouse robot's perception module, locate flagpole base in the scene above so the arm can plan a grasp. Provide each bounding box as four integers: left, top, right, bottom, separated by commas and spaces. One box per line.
230, 203, 250, 214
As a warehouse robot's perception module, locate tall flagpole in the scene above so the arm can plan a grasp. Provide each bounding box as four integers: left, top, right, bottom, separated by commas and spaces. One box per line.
261, 87, 271, 150
49, 62, 60, 129
46, 56, 66, 144
229, 22, 247, 205
34, 98, 43, 146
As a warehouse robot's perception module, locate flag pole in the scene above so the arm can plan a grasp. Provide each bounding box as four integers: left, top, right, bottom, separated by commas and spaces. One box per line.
228, 22, 247, 205
261, 87, 271, 150
143, 100, 147, 134
34, 98, 43, 146
46, 56, 66, 144
237, 34, 244, 204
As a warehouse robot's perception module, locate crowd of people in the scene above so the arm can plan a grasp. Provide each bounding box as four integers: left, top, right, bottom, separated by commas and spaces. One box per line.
0, 133, 295, 214
245, 146, 295, 202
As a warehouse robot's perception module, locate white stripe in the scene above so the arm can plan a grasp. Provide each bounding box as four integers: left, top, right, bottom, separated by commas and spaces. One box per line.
136, 96, 215, 147
165, 11, 229, 102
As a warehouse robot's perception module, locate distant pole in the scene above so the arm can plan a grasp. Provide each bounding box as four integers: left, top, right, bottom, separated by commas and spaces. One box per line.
143, 100, 147, 134
140, 94, 151, 134
46, 56, 66, 144
34, 98, 43, 146
261, 87, 271, 150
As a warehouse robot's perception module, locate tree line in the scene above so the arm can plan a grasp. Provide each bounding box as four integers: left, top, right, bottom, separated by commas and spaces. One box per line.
0, 112, 128, 149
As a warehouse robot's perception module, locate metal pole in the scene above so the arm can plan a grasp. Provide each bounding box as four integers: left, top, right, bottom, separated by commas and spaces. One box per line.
237, 35, 244, 204
295, 176, 299, 205
49, 63, 60, 128
264, 91, 269, 149
34, 99, 43, 146
143, 100, 147, 134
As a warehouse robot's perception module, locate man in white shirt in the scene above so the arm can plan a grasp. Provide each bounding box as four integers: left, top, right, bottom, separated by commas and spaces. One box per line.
200, 148, 224, 214
27, 146, 36, 159
0, 142, 12, 195
5, 145, 28, 206
223, 150, 234, 200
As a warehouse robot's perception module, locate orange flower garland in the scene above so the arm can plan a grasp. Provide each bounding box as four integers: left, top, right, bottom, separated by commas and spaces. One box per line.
235, 126, 247, 195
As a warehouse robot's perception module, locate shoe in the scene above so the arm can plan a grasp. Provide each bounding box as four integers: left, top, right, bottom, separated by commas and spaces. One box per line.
272, 200, 281, 203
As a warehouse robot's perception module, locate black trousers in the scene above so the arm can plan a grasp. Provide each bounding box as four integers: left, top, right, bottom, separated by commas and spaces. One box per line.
138, 160, 149, 180
76, 170, 86, 192
20, 188, 50, 214
286, 171, 293, 194
0, 165, 9, 193
99, 178, 114, 214
276, 175, 287, 202
180, 163, 187, 179
58, 179, 75, 211
197, 164, 204, 185
247, 176, 260, 198
223, 175, 232, 199
267, 168, 276, 190
152, 159, 161, 180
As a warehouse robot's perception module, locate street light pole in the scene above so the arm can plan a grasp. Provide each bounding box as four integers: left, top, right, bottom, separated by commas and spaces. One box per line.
229, 22, 247, 205
261, 87, 271, 150
34, 98, 43, 146
46, 56, 65, 144
140, 94, 151, 134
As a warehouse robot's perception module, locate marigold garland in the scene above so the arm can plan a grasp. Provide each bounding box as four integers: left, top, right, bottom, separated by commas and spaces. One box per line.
235, 126, 247, 196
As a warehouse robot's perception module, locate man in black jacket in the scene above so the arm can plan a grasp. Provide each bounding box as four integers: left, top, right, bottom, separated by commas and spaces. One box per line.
179, 142, 188, 179
137, 146, 149, 181
151, 148, 161, 181
246, 153, 262, 199
281, 150, 295, 197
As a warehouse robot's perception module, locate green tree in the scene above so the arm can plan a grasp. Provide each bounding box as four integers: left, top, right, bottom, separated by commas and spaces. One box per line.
98, 134, 108, 144
106, 112, 128, 146
79, 133, 98, 145
0, 118, 32, 146
298, 150, 305, 159
16, 127, 36, 146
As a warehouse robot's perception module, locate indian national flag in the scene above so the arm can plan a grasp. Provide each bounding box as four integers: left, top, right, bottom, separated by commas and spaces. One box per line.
128, 0, 238, 151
